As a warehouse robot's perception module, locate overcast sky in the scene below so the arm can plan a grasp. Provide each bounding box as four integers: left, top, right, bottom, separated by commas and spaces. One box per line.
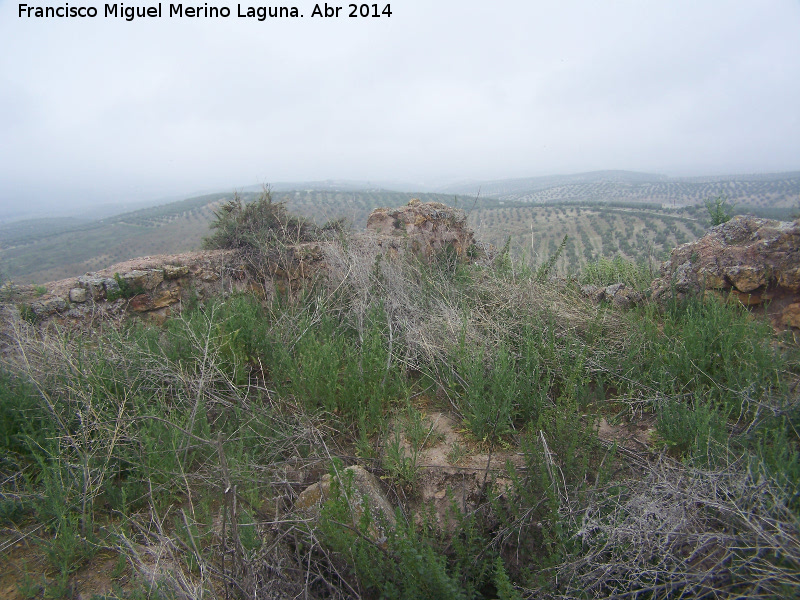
1, 0, 799, 213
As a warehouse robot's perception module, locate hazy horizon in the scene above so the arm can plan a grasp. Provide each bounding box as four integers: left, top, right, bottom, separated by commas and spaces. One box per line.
4, 166, 800, 223
2, 1, 799, 216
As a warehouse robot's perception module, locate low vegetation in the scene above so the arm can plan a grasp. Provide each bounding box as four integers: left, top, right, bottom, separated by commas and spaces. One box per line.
1, 200, 798, 599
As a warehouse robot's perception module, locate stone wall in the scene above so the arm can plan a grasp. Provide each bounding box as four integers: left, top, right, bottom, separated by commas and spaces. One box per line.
2, 250, 246, 327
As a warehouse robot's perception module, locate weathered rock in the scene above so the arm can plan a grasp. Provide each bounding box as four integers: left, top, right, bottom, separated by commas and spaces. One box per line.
103, 277, 120, 297
295, 465, 395, 542
30, 296, 67, 318
612, 287, 644, 309
69, 288, 87, 303
163, 264, 189, 280
651, 215, 800, 328
120, 269, 164, 291
366, 200, 477, 261
128, 287, 181, 312
604, 283, 626, 299
78, 275, 106, 301
581, 282, 644, 308
580, 284, 600, 299
782, 303, 800, 329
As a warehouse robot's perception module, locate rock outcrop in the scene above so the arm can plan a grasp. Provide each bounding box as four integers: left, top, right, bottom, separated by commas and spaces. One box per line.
581, 283, 645, 309
366, 199, 477, 261
651, 215, 800, 328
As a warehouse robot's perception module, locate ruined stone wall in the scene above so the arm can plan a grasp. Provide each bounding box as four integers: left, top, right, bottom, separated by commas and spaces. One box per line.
2, 201, 483, 329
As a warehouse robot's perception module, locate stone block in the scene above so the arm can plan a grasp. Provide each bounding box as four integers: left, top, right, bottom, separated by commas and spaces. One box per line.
163, 264, 189, 280
30, 297, 67, 318
69, 288, 87, 303
78, 276, 106, 301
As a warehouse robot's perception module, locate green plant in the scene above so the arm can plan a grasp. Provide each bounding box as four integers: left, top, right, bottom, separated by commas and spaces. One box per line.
656, 396, 728, 459
18, 303, 38, 324
628, 294, 783, 411
451, 340, 516, 441
704, 194, 735, 226
383, 428, 419, 487
580, 255, 653, 290
33, 284, 47, 296
44, 571, 74, 599
494, 556, 522, 600
536, 234, 568, 282
0, 371, 48, 457
447, 442, 467, 465
317, 467, 465, 599
105, 273, 144, 301
17, 572, 43, 599
203, 187, 342, 251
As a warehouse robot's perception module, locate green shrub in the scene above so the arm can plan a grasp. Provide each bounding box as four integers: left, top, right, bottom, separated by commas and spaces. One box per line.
656, 396, 728, 459
0, 371, 48, 457
494, 556, 522, 600
317, 464, 465, 600
203, 188, 343, 251
704, 194, 735, 226
272, 303, 405, 436
628, 295, 783, 411
580, 255, 654, 290
536, 234, 568, 282
106, 272, 144, 301
495, 416, 607, 580
18, 304, 38, 324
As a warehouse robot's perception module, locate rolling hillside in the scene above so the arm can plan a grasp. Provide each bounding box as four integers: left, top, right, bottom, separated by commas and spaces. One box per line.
445, 170, 800, 209
3, 170, 799, 284
468, 203, 705, 275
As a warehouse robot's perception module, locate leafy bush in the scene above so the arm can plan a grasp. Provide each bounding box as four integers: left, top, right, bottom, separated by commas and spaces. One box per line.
0, 372, 48, 457
317, 465, 466, 600
704, 194, 735, 226
203, 187, 343, 251
656, 396, 728, 458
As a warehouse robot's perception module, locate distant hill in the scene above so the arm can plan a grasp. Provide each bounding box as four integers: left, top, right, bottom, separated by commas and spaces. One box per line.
443, 170, 800, 208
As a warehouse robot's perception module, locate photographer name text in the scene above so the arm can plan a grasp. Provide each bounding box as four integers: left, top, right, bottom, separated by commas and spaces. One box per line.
18, 2, 392, 21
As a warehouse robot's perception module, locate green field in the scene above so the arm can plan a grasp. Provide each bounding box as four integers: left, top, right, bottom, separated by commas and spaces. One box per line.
468, 203, 707, 274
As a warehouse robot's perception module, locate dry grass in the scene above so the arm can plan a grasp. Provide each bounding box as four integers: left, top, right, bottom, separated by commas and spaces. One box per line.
322, 232, 629, 371
536, 445, 800, 599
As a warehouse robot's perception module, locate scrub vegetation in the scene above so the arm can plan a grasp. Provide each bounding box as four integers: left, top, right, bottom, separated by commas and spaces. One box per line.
1, 198, 799, 599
